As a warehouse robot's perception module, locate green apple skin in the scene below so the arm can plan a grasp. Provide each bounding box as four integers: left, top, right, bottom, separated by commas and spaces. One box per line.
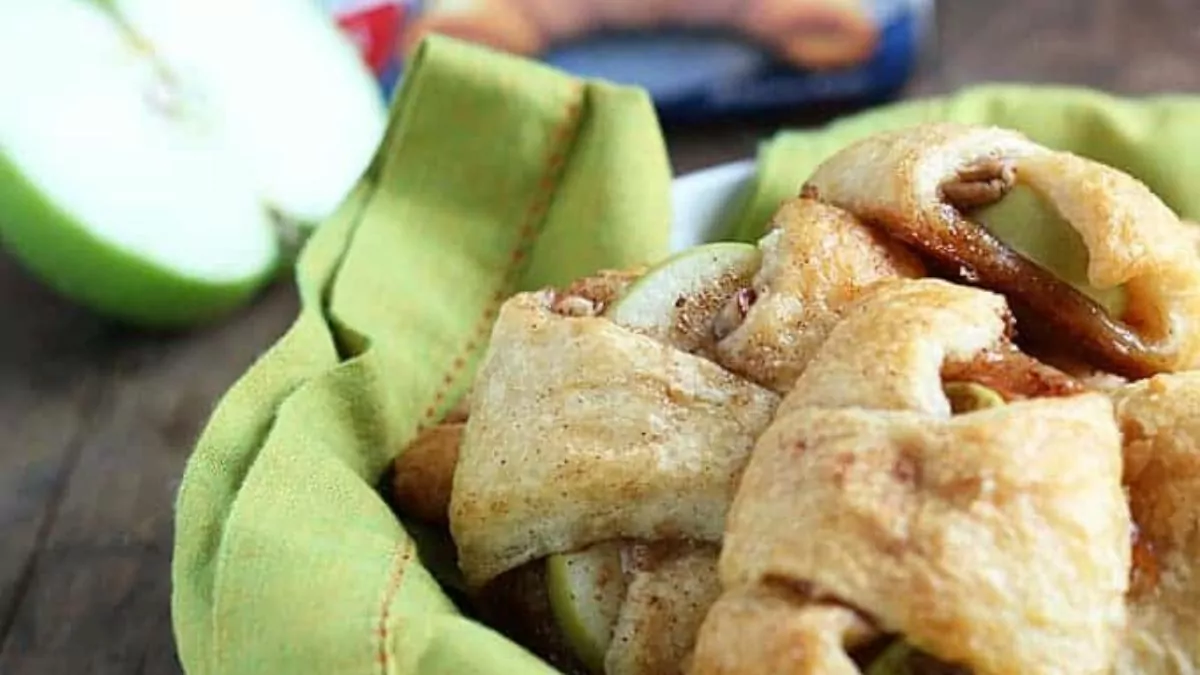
0, 152, 278, 329
0, 0, 383, 329
866, 641, 916, 675
546, 544, 627, 674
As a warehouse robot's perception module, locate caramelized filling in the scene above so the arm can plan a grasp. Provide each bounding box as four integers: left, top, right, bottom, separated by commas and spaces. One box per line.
941, 348, 1084, 404
851, 157, 1169, 379
550, 267, 649, 317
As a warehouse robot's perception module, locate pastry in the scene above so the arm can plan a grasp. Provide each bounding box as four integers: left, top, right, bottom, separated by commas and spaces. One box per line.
713, 197, 923, 394
1111, 374, 1200, 674
390, 268, 643, 526
447, 280, 777, 673
396, 197, 929, 672
802, 122, 1200, 379
450, 287, 780, 587
382, 121, 1200, 675
690, 279, 1131, 674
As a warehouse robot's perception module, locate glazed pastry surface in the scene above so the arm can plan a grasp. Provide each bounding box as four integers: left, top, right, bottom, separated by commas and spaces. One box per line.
1111, 374, 1200, 675
714, 198, 923, 394
606, 543, 723, 675
450, 290, 779, 588
802, 122, 1200, 378
692, 279, 1131, 675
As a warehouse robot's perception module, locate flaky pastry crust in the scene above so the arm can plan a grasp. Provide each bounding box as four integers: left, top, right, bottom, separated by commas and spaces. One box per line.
606, 543, 722, 675
450, 290, 778, 588
714, 198, 923, 394
803, 122, 1200, 378
1111, 374, 1200, 675
691, 279, 1131, 675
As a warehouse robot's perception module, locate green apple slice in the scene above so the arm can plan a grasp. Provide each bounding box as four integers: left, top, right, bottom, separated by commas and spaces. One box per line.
546, 543, 627, 674
971, 185, 1127, 318
606, 242, 761, 351
942, 381, 1005, 414
866, 640, 917, 675
0, 0, 384, 327
866, 640, 968, 674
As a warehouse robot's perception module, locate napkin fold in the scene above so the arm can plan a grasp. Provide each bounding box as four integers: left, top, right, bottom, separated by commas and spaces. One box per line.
173, 35, 1200, 675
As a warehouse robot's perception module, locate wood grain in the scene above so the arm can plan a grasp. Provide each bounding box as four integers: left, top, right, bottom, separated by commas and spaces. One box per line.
3, 0, 1199, 672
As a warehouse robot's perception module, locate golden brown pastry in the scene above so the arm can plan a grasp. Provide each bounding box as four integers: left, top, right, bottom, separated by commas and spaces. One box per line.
1111, 374, 1200, 674
606, 543, 723, 675
713, 197, 924, 394
692, 586, 872, 674
443, 205, 919, 672
401, 0, 878, 71
1183, 220, 1200, 254
390, 268, 643, 525
450, 288, 779, 588
802, 122, 1200, 379
390, 388, 472, 524
391, 422, 463, 524
450, 274, 782, 674
690, 279, 1132, 675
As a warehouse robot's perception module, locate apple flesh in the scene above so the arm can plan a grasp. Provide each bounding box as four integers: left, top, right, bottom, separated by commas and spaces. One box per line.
971, 185, 1127, 318
942, 381, 1005, 414
545, 543, 627, 674
865, 640, 967, 674
866, 640, 917, 674
0, 0, 385, 327
606, 242, 762, 352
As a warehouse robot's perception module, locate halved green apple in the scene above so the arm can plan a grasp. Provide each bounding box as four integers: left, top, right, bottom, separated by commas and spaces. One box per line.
545, 543, 627, 674
972, 185, 1127, 318
606, 242, 761, 351
0, 0, 385, 327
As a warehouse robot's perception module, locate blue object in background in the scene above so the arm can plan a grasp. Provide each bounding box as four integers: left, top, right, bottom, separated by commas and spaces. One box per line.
383, 0, 934, 122
542, 8, 927, 122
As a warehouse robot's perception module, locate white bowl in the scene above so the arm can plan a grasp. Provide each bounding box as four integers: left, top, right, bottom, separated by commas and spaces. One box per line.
669, 160, 756, 252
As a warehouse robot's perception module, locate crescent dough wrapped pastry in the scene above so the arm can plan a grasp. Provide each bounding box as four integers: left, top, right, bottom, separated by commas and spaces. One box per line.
450, 289, 779, 589
1111, 374, 1200, 674
802, 122, 1200, 379
714, 198, 924, 394
392, 269, 645, 526
690, 279, 1131, 675
605, 543, 723, 675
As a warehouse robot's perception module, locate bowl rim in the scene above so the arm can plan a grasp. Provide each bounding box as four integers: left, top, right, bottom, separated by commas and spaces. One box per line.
669, 159, 756, 252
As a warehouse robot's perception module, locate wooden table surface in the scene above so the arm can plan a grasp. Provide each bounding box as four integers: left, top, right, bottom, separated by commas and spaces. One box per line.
2, 1, 1197, 672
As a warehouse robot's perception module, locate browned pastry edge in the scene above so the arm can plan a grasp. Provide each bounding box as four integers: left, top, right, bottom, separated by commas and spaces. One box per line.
391, 423, 463, 525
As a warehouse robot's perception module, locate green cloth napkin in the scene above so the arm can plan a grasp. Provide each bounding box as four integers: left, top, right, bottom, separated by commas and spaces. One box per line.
172, 36, 1200, 674
727, 84, 1200, 243
171, 35, 670, 675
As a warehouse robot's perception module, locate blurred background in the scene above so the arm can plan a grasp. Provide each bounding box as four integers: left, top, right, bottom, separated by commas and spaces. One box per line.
1, 0, 1197, 672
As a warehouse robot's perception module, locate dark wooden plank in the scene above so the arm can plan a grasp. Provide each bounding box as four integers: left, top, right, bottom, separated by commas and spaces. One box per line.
0, 247, 298, 674
0, 251, 117, 645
